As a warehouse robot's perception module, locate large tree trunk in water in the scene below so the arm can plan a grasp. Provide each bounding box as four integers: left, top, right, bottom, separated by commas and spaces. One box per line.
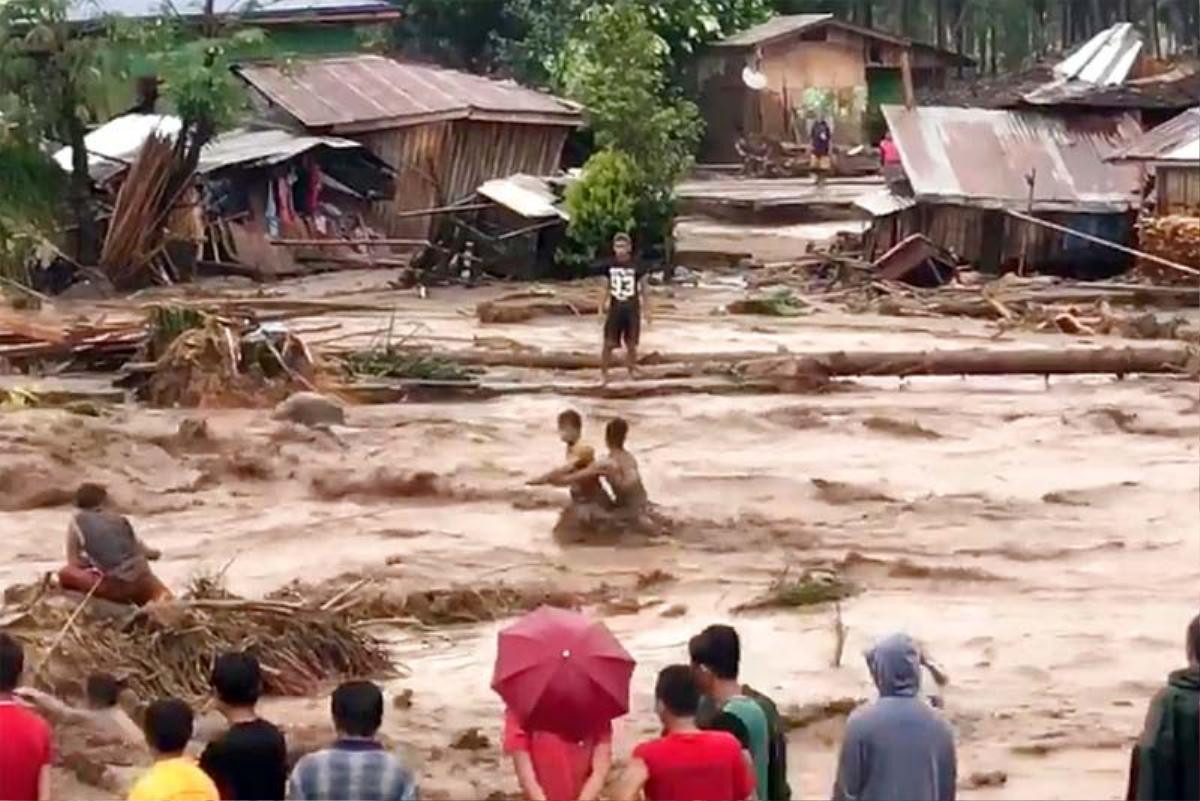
740, 346, 1194, 380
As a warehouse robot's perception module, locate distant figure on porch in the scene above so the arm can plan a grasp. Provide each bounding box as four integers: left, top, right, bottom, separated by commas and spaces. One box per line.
810, 118, 833, 186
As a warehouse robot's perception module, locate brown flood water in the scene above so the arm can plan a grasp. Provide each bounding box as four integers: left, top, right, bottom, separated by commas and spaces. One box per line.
1, 274, 1196, 800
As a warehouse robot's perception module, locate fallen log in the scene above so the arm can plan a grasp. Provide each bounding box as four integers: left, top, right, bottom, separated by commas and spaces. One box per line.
739, 345, 1194, 379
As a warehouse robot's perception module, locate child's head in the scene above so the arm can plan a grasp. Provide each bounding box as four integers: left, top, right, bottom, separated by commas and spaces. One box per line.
75, 483, 108, 510
85, 673, 121, 710
557, 409, 583, 445
143, 698, 193, 757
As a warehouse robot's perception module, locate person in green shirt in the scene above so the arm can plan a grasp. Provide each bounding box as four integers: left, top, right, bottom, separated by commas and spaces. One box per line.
690, 626, 772, 801
1129, 613, 1200, 801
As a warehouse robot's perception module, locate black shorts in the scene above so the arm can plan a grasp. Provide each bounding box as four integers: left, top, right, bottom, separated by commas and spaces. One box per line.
604, 301, 640, 348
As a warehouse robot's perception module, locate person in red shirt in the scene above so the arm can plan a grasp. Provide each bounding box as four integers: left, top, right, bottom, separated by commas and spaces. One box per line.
503, 707, 612, 801
0, 634, 53, 801
615, 665, 755, 801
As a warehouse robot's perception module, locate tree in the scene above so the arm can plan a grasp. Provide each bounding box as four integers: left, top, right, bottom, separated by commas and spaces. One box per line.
561, 0, 703, 261
0, 0, 107, 264
0, 1, 261, 273
498, 0, 769, 90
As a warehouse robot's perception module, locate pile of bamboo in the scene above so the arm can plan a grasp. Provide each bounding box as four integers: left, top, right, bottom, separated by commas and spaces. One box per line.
0, 308, 145, 365
3, 590, 393, 702
1137, 215, 1200, 282
100, 133, 178, 289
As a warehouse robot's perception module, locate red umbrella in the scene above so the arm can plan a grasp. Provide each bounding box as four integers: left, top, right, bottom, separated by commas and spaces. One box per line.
492, 606, 635, 740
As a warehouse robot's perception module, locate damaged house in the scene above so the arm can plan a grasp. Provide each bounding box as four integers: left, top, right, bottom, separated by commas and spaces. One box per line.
862, 105, 1144, 277
234, 55, 583, 241
696, 13, 972, 161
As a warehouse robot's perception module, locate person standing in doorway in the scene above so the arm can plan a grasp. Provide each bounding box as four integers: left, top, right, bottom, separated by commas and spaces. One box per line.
598, 233, 650, 385
810, 117, 833, 186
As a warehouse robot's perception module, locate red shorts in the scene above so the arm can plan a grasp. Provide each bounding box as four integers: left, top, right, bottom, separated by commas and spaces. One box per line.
58, 565, 169, 606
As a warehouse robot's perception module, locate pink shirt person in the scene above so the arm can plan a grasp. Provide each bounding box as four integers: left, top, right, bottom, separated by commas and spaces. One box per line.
880, 134, 901, 166
503, 708, 613, 801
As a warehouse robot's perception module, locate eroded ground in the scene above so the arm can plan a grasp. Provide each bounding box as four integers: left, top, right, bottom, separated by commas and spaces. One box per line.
1, 272, 1197, 800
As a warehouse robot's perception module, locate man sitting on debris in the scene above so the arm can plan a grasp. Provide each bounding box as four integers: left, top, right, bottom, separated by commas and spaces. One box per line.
58, 483, 172, 606
527, 409, 612, 507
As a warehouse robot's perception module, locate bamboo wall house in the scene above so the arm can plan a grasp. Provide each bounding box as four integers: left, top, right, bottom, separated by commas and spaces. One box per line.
695, 13, 972, 161
235, 55, 583, 241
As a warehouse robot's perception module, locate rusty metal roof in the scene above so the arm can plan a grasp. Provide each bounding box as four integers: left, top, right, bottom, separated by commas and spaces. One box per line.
235, 56, 583, 134
1109, 107, 1200, 164
197, 127, 378, 174
882, 105, 1144, 213
714, 14, 834, 47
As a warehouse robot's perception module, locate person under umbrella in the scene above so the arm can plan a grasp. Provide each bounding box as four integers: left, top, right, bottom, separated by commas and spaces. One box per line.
492, 607, 634, 801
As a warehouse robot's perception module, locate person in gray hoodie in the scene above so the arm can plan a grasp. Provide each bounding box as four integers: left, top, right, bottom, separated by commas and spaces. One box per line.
832, 633, 956, 801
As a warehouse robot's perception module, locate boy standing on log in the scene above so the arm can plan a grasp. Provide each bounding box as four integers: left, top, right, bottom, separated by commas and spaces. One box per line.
598, 233, 650, 385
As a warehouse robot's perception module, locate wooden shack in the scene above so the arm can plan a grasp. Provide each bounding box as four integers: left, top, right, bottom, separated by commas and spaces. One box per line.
696, 14, 972, 161
235, 55, 582, 240
1111, 107, 1200, 215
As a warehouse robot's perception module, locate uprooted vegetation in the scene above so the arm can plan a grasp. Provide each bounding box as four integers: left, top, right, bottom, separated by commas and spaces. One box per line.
341, 348, 481, 382
733, 569, 859, 613
268, 575, 617, 627
0, 576, 392, 702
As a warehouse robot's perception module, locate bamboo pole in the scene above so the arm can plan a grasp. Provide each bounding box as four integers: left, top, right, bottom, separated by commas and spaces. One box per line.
1006, 209, 1200, 277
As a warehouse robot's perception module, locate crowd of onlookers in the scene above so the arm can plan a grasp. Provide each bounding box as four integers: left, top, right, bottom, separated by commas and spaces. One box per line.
0, 613, 1196, 801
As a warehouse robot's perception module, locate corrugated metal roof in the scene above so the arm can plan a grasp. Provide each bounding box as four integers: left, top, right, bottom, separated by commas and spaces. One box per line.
714, 14, 833, 47
235, 56, 583, 134
1109, 107, 1200, 164
53, 114, 181, 182
854, 187, 917, 217
1054, 23, 1143, 86
882, 105, 1144, 213
478, 174, 567, 220
65, 0, 397, 23
197, 127, 372, 174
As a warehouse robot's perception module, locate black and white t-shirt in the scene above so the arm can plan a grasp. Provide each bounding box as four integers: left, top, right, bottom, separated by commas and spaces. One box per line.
605, 261, 647, 305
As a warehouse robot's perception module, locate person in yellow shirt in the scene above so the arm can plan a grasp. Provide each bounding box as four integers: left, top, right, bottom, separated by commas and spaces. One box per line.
128, 698, 219, 801
527, 409, 611, 506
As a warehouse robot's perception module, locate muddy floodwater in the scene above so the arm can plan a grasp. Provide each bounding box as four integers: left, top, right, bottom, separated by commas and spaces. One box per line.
1, 273, 1196, 800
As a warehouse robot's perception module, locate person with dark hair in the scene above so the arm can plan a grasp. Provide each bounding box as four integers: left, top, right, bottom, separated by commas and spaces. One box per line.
200, 652, 288, 800
16, 671, 142, 746
597, 232, 651, 384
1130, 613, 1199, 800
614, 665, 754, 801
692, 625, 788, 801
559, 418, 648, 515
832, 633, 956, 801
58, 482, 171, 606
528, 409, 610, 507
0, 633, 53, 801
287, 681, 417, 801
128, 698, 218, 801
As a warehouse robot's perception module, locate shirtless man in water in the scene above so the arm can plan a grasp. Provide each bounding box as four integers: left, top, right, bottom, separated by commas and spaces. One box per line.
559, 418, 648, 515
527, 409, 612, 506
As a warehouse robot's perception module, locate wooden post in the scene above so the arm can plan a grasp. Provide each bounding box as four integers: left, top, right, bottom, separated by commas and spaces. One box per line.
900, 49, 916, 109
1017, 168, 1036, 276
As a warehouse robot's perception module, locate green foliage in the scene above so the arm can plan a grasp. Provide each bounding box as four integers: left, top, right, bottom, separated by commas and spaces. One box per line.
342, 349, 481, 382
0, 138, 66, 283
558, 1, 703, 262
561, 149, 640, 268
393, 0, 510, 70
499, 0, 769, 89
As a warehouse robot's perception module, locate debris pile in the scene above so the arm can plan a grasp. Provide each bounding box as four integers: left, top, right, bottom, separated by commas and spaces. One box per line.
1137, 215, 1200, 281
732, 569, 859, 612
0, 309, 144, 369
134, 310, 320, 407
0, 580, 393, 702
